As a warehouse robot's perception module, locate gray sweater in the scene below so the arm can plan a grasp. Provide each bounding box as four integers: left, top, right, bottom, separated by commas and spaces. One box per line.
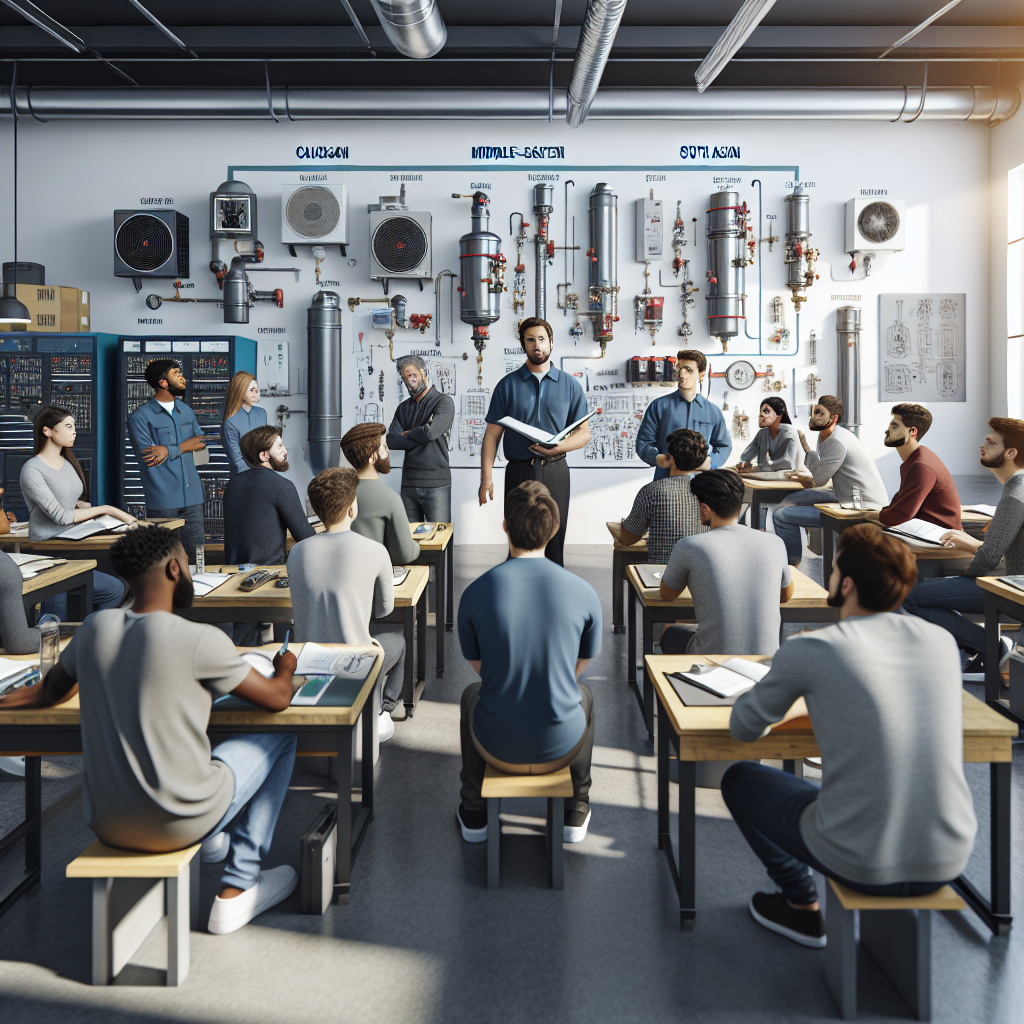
20, 456, 83, 540
803, 425, 888, 506
287, 531, 393, 646
351, 479, 421, 565
386, 387, 455, 488
0, 551, 40, 654
731, 613, 977, 886
739, 423, 803, 471
966, 471, 1024, 577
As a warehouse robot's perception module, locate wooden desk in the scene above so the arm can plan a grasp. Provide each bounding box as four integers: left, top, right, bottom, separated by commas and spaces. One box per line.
736, 474, 805, 530
0, 519, 185, 577
178, 565, 430, 717
21, 559, 97, 623
976, 576, 1024, 727
647, 654, 1017, 935
410, 523, 455, 676
606, 521, 649, 634
0, 641, 383, 918
626, 564, 837, 740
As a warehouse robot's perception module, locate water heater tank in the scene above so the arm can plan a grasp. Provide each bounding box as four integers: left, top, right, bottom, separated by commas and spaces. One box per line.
307, 291, 343, 473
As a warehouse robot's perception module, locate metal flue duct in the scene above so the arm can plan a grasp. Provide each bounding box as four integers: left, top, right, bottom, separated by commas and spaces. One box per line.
566, 0, 629, 128
369, 0, 446, 59
307, 291, 343, 474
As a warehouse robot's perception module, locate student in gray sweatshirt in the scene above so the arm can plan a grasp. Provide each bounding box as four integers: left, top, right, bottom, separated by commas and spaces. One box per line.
340, 422, 421, 566
773, 395, 888, 565
903, 417, 1024, 669
721, 523, 977, 948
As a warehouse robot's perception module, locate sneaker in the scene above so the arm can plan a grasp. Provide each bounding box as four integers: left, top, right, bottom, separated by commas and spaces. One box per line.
378, 709, 396, 742
563, 807, 591, 843
749, 892, 826, 948
0, 756, 26, 778
208, 865, 298, 935
201, 831, 230, 863
457, 804, 488, 843
999, 637, 1014, 672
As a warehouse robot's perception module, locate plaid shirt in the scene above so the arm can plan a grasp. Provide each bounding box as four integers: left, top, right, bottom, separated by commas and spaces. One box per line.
622, 474, 706, 564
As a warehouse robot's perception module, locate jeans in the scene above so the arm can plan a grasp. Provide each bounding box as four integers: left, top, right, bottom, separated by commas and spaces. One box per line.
41, 569, 124, 620
660, 623, 697, 655
721, 762, 950, 905
401, 486, 451, 524
371, 627, 406, 708
147, 503, 205, 565
772, 488, 836, 565
205, 732, 297, 890
902, 574, 987, 653
459, 681, 594, 819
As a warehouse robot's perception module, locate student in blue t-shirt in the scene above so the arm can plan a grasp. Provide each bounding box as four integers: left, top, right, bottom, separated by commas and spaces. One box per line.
456, 480, 601, 844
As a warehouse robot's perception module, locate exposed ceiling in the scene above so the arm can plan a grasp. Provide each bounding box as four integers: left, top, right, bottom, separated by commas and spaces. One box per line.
0, 1, 1021, 91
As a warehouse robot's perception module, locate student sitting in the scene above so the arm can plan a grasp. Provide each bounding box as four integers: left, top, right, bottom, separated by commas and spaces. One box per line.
288, 468, 405, 739
1, 525, 301, 935
340, 423, 421, 565
903, 417, 1024, 670
736, 397, 803, 473
721, 524, 977, 947
0, 549, 39, 654
619, 428, 709, 563
863, 403, 962, 530
457, 481, 600, 843
659, 469, 793, 656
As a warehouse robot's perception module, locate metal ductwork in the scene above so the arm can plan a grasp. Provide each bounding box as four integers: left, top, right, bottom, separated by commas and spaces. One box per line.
369, 0, 446, 59
566, 0, 629, 129
307, 291, 343, 474
0, 86, 1018, 124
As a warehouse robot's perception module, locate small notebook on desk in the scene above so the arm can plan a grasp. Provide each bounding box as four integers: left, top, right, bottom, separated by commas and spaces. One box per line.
192, 572, 232, 597
884, 518, 947, 546
54, 515, 131, 541
393, 567, 410, 586
743, 470, 791, 481
636, 564, 668, 589
411, 522, 437, 541
667, 658, 771, 706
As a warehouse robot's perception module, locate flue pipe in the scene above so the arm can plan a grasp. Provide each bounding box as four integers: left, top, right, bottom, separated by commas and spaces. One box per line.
368, 0, 446, 59
566, 0, 629, 128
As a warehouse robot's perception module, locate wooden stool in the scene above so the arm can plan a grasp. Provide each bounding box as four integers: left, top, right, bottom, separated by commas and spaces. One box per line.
480, 764, 574, 890
825, 878, 966, 1021
67, 840, 201, 986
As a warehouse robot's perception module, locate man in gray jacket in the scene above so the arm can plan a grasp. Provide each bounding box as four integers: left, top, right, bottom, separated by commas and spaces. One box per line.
721, 523, 977, 947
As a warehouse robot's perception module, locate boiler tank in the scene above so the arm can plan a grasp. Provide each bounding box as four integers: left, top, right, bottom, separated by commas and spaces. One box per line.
307, 291, 343, 473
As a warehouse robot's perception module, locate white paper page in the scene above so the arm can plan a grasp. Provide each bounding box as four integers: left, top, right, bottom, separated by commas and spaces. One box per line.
393, 568, 409, 587
56, 514, 125, 540
294, 643, 342, 676
552, 410, 595, 443
889, 518, 946, 544
963, 504, 997, 517
721, 659, 772, 683
677, 665, 755, 699
7, 553, 50, 565
496, 416, 555, 444
0, 657, 38, 682
192, 572, 232, 596
241, 651, 275, 678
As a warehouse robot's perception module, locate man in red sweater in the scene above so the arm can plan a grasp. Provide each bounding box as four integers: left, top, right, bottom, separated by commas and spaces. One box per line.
865, 404, 961, 530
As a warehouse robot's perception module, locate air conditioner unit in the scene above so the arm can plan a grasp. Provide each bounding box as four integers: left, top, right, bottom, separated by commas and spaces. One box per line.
281, 184, 350, 244
845, 198, 906, 254
113, 210, 189, 280
368, 210, 432, 280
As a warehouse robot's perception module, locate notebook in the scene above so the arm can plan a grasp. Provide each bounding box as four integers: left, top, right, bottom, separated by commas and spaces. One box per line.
411, 522, 437, 541
742, 470, 791, 481
963, 504, 997, 517
393, 567, 410, 586
667, 658, 771, 706
884, 518, 947, 546
54, 515, 131, 541
636, 564, 668, 589
497, 410, 594, 448
191, 572, 232, 597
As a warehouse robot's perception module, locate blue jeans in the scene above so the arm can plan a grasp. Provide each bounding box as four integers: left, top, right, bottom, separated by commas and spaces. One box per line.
401, 486, 451, 524
721, 762, 949, 904
205, 732, 297, 890
902, 574, 986, 653
772, 488, 836, 565
41, 570, 123, 619
147, 504, 205, 565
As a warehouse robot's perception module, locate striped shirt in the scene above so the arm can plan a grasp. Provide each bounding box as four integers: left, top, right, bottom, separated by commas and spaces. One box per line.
622, 474, 706, 564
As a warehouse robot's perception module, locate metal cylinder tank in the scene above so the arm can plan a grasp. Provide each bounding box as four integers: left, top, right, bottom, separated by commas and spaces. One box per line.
533, 182, 553, 320
705, 190, 747, 349
836, 306, 861, 436
307, 291, 343, 473
784, 188, 817, 312
588, 182, 618, 344
222, 257, 250, 323
455, 191, 504, 380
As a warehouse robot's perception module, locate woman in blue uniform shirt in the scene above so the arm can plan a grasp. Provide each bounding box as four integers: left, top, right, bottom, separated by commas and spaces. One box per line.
221, 372, 267, 476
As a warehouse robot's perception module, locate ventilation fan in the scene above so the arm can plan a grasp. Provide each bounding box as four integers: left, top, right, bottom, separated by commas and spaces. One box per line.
845, 198, 906, 254
368, 211, 432, 280
281, 184, 349, 244
113, 211, 189, 282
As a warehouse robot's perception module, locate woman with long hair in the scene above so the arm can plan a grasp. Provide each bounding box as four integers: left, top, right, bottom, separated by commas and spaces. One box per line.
735, 396, 804, 529
221, 371, 266, 475
20, 407, 135, 611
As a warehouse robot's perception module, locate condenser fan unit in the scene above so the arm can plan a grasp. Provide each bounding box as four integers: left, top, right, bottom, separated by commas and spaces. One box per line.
857, 202, 900, 245
281, 184, 349, 245
845, 198, 906, 255
113, 210, 189, 283
372, 217, 428, 275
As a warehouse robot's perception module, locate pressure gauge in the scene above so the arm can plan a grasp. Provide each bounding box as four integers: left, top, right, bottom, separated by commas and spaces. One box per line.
725, 360, 758, 390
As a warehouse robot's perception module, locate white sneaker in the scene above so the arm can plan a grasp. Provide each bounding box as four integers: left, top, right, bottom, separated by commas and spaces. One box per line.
208, 865, 298, 935
0, 756, 26, 777
563, 808, 591, 843
457, 805, 488, 843
201, 831, 230, 863
378, 709, 396, 742
999, 637, 1014, 672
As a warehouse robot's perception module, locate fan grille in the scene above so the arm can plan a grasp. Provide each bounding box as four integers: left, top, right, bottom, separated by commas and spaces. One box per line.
115, 215, 173, 272
373, 217, 428, 274
857, 202, 900, 244
285, 187, 341, 239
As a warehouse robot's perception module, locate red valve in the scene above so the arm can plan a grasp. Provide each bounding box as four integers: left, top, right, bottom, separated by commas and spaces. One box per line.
254, 242, 265, 264
409, 313, 432, 334
849, 256, 857, 272
546, 240, 555, 258
273, 289, 283, 308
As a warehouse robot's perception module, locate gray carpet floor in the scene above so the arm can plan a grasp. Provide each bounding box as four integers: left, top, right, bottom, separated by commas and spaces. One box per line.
0, 475, 1021, 1023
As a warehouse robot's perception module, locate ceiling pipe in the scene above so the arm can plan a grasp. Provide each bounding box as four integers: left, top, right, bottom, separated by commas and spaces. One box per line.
368, 0, 446, 59
566, 0, 629, 128
0, 85, 1017, 124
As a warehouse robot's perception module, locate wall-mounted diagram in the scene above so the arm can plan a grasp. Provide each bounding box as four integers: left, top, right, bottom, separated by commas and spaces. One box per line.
879, 293, 965, 403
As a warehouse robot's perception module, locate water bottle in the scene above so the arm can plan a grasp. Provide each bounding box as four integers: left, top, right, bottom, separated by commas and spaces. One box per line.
851, 486, 863, 510
37, 613, 60, 681
196, 543, 206, 574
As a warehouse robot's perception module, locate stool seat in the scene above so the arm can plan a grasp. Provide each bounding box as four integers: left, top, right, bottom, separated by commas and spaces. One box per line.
828, 879, 965, 913
67, 840, 200, 879
482, 764, 573, 799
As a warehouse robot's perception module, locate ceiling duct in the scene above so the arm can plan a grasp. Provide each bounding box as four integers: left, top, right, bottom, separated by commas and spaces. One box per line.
566, 0, 628, 128
369, 0, 446, 59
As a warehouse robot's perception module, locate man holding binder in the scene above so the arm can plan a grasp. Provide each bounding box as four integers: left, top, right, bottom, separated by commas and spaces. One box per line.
479, 318, 590, 566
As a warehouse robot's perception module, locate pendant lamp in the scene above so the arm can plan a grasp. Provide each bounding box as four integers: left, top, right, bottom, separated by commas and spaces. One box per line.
0, 77, 30, 326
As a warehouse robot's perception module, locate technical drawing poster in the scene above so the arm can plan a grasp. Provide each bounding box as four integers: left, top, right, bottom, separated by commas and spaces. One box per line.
878, 294, 965, 403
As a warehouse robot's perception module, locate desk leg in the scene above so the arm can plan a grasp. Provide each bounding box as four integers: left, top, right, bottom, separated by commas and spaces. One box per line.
642, 608, 654, 742
446, 541, 454, 632
612, 550, 626, 633
657, 696, 669, 848
334, 729, 353, 905
67, 575, 93, 622
0, 755, 42, 919
627, 585, 637, 687
984, 593, 1001, 704
822, 521, 835, 573
991, 760, 1012, 932
417, 591, 427, 688
402, 608, 415, 717
678, 758, 696, 930
750, 492, 763, 531
435, 552, 446, 676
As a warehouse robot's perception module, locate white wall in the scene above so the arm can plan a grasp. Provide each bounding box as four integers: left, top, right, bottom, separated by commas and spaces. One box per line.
0, 115, 998, 541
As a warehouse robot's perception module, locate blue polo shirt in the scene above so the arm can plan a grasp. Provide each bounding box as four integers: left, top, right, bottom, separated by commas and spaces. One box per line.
485, 363, 587, 462
635, 390, 733, 479
458, 557, 602, 764
127, 397, 206, 510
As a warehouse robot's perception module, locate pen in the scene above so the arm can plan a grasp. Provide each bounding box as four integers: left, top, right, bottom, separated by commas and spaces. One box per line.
278, 630, 291, 656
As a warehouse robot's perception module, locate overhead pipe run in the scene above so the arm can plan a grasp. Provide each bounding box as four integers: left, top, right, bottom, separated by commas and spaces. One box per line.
0, 85, 1017, 124
566, 0, 629, 128
369, 0, 446, 60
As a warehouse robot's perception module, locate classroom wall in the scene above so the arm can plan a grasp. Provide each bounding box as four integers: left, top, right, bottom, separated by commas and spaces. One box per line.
0, 114, 999, 541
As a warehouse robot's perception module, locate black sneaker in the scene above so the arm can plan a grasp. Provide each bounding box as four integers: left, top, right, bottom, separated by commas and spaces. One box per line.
563, 807, 591, 843
457, 804, 488, 843
749, 892, 827, 948
961, 649, 985, 674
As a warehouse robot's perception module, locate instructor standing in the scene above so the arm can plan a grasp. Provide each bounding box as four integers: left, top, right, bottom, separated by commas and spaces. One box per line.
479, 318, 589, 566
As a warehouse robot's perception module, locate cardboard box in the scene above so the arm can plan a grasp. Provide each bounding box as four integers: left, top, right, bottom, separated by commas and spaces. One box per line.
0, 284, 90, 332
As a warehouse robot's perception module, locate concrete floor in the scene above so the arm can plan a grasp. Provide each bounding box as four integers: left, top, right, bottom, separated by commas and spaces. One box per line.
1, 477, 1022, 1023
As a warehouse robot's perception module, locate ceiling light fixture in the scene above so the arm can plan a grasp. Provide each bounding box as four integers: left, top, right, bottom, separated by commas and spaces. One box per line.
695, 0, 778, 93
0, 68, 30, 326
878, 0, 964, 60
